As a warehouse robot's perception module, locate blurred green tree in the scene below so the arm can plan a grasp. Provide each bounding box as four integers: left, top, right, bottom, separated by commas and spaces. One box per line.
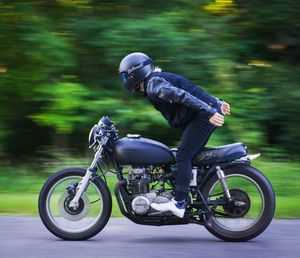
0, 0, 299, 161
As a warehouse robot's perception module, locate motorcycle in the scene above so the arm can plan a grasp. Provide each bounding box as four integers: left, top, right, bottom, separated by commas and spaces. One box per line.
39, 116, 275, 241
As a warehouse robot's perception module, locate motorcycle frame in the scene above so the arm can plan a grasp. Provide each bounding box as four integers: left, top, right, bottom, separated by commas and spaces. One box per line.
70, 132, 255, 226
108, 157, 251, 227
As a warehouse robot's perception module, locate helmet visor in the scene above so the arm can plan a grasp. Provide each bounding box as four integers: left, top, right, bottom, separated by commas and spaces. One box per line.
120, 72, 127, 82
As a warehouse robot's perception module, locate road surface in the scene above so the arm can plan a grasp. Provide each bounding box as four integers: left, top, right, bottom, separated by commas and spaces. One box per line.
0, 217, 299, 258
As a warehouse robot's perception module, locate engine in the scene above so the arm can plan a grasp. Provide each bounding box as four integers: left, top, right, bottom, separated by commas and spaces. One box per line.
127, 167, 174, 215
127, 167, 150, 195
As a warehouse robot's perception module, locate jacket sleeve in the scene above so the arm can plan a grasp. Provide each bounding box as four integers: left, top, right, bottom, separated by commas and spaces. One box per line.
146, 76, 217, 117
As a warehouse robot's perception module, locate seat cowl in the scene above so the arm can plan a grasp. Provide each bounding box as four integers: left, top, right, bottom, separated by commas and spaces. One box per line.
192, 142, 247, 166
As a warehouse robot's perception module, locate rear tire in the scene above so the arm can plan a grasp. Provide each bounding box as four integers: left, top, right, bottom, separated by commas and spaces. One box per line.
202, 164, 275, 242
38, 167, 112, 240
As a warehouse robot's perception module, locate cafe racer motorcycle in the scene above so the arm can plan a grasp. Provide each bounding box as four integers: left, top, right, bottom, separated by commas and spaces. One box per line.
39, 116, 275, 241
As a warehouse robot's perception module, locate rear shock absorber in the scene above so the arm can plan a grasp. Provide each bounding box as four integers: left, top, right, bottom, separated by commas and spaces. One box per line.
216, 166, 231, 200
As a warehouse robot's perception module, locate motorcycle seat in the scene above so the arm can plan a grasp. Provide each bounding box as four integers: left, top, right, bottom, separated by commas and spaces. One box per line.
192, 142, 247, 165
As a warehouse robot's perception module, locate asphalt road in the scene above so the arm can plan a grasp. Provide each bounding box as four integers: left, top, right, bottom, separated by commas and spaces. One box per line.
0, 217, 299, 258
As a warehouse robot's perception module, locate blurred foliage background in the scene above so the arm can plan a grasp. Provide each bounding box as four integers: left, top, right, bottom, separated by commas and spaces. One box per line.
0, 0, 299, 216
0, 0, 300, 161
1, 0, 300, 160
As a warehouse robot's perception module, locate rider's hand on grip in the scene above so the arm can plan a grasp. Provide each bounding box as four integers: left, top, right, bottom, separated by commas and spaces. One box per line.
221, 101, 231, 115
209, 113, 224, 127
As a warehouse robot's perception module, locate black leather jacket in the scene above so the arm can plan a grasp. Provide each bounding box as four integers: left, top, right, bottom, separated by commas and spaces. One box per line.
145, 72, 221, 128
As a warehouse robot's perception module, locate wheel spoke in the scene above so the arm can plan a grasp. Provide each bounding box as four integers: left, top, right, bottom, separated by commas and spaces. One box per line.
90, 198, 101, 204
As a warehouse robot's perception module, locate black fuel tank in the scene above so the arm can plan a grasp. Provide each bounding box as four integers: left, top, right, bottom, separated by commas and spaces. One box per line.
112, 136, 175, 165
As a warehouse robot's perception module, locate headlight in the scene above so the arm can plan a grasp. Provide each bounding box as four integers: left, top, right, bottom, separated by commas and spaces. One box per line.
88, 125, 99, 145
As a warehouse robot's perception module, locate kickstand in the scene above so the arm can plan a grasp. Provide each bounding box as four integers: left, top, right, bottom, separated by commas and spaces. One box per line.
203, 213, 213, 228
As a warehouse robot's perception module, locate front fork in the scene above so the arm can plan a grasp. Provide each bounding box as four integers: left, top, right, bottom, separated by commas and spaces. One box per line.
69, 147, 103, 210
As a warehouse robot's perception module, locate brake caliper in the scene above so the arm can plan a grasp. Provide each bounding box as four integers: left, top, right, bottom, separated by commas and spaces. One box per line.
66, 182, 79, 195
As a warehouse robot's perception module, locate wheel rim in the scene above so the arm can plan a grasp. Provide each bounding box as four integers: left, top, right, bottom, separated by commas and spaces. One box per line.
208, 174, 265, 232
46, 176, 103, 233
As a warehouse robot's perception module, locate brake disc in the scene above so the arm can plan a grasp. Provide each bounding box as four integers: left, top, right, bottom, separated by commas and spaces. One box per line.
58, 192, 90, 221
222, 189, 251, 218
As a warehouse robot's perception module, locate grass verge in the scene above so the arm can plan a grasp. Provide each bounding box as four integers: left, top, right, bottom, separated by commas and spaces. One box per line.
0, 159, 299, 218
0, 194, 299, 218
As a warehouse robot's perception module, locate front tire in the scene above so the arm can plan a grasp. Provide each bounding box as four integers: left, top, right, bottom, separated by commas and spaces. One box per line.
38, 168, 112, 240
202, 164, 275, 242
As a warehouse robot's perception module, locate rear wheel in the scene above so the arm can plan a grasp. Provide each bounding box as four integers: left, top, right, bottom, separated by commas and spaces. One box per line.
202, 165, 275, 241
38, 168, 112, 240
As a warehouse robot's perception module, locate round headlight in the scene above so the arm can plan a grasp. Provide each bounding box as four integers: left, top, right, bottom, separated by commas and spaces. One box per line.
88, 125, 99, 145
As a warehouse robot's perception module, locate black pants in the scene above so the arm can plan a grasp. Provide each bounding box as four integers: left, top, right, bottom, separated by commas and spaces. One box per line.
175, 113, 215, 195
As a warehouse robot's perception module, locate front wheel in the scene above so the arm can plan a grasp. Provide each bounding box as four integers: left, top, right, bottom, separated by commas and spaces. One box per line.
202, 164, 275, 242
38, 168, 112, 240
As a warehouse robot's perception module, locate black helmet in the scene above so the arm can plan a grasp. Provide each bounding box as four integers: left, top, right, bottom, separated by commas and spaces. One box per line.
119, 52, 154, 92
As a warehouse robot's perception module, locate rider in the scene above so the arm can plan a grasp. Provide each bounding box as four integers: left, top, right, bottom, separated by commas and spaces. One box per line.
119, 52, 230, 218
